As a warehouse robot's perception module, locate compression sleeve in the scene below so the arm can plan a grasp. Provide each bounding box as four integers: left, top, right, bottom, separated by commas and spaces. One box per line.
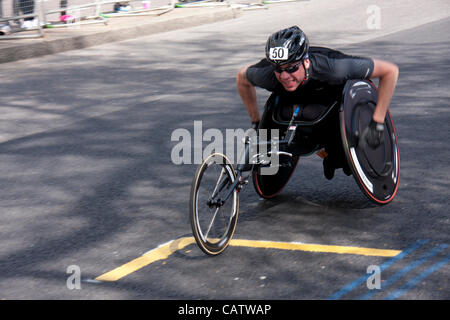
245, 58, 279, 92
333, 55, 374, 80
310, 49, 374, 85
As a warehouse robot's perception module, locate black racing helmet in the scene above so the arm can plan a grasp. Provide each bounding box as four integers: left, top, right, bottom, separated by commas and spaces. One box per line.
265, 26, 309, 66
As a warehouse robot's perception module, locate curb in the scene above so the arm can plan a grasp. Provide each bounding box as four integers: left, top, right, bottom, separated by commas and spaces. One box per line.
0, 7, 241, 64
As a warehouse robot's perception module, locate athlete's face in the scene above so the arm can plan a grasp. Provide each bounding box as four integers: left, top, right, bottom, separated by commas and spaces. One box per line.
274, 59, 310, 92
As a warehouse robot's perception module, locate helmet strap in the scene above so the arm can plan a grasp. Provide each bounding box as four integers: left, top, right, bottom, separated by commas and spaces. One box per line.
299, 60, 309, 86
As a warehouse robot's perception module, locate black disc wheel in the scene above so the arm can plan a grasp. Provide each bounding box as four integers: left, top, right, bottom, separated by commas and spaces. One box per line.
342, 106, 400, 205
340, 80, 400, 205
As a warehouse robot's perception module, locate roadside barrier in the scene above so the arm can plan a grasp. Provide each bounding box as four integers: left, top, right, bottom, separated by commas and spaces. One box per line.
42, 0, 109, 28
0, 0, 44, 39
233, 0, 308, 11
174, 0, 307, 11
0, 0, 176, 35
175, 0, 268, 11
262, 0, 306, 3
174, 0, 230, 8
0, 0, 309, 40
99, 0, 174, 18
41, 1, 175, 28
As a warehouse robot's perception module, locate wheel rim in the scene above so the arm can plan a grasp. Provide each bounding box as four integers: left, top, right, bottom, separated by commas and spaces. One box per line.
192, 154, 238, 254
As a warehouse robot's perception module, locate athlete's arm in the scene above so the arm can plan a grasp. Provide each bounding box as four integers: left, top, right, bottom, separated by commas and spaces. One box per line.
236, 66, 260, 124
370, 59, 399, 123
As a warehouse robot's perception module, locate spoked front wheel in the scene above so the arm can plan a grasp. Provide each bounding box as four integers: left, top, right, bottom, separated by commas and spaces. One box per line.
190, 153, 239, 255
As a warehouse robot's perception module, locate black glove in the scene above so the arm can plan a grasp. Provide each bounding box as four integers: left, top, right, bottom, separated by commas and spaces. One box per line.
364, 119, 384, 149
251, 120, 260, 130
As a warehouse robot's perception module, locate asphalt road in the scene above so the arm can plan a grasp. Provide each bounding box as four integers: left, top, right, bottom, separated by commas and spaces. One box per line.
0, 1, 449, 301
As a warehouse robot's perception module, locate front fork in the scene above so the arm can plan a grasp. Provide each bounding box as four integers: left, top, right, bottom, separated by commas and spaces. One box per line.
208, 131, 296, 208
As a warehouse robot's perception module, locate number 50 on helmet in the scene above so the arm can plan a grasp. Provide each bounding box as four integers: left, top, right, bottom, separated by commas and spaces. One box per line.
265, 26, 309, 67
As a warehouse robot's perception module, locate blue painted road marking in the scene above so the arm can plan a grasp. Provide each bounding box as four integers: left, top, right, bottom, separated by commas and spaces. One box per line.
328, 239, 429, 300
358, 244, 447, 300
385, 255, 450, 300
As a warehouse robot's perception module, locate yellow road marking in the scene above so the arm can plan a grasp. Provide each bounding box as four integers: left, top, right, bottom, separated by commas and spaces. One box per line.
229, 239, 401, 257
95, 237, 401, 282
95, 237, 195, 282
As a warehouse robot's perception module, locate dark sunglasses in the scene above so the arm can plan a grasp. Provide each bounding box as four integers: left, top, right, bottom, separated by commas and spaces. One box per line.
273, 61, 303, 74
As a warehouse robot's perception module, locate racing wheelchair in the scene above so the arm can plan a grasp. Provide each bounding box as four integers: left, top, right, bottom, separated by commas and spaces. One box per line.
189, 79, 400, 255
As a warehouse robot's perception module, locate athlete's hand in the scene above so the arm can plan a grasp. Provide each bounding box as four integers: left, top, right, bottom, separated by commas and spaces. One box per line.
365, 119, 384, 148
251, 120, 260, 130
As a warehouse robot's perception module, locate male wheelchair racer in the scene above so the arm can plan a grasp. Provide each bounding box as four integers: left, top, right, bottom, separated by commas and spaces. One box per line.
189, 79, 400, 255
